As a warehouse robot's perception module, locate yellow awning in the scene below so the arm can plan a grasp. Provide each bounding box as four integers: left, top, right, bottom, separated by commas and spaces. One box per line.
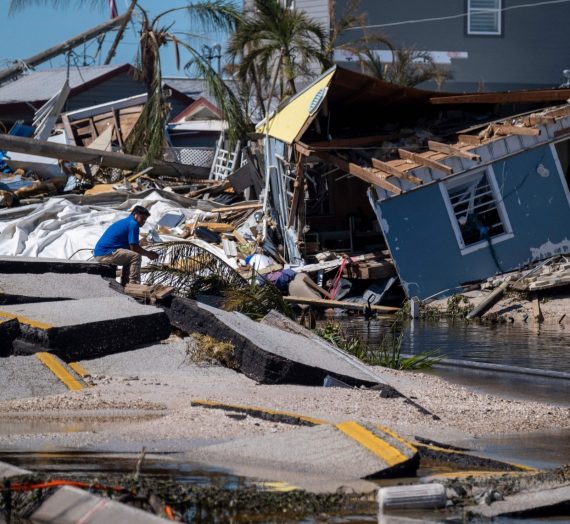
256, 69, 336, 144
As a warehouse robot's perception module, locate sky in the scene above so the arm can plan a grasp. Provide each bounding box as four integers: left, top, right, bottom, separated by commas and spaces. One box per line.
0, 0, 239, 78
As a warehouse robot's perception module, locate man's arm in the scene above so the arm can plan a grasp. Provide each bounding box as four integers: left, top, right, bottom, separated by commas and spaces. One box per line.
129, 244, 159, 261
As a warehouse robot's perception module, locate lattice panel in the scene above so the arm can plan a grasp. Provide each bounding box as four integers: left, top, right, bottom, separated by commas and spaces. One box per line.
166, 147, 215, 168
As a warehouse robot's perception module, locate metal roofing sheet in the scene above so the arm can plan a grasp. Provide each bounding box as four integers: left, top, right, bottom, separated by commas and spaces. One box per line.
0, 65, 127, 104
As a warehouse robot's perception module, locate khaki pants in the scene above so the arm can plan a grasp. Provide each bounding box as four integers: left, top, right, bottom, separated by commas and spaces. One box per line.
95, 248, 141, 285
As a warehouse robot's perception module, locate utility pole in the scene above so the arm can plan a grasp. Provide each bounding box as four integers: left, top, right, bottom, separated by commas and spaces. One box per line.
0, 12, 129, 86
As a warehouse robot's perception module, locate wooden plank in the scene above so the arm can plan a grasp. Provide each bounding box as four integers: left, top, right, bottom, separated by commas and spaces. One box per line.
430, 90, 570, 105
284, 295, 400, 313
532, 296, 544, 323
312, 150, 402, 195
466, 280, 510, 320
397, 149, 453, 175
61, 114, 77, 147
111, 109, 124, 148
457, 134, 482, 145
295, 142, 313, 157
543, 105, 570, 119
521, 115, 556, 126
371, 158, 423, 184
493, 125, 540, 137
427, 140, 481, 161
343, 261, 396, 280
211, 202, 263, 213
288, 155, 305, 228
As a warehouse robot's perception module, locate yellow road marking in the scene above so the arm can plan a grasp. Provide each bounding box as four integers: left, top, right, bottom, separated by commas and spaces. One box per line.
191, 399, 328, 426
336, 421, 409, 466
375, 423, 417, 453
0, 311, 53, 330
36, 353, 84, 391
69, 362, 90, 378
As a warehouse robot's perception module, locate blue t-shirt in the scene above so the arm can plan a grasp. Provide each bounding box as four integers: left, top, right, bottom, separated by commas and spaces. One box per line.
94, 215, 140, 256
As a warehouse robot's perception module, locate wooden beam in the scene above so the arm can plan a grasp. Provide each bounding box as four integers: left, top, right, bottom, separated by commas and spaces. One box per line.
295, 142, 313, 157
313, 151, 402, 194
430, 90, 570, 105
427, 140, 481, 161
493, 125, 540, 137
0, 133, 209, 178
211, 202, 263, 213
457, 134, 482, 145
112, 109, 124, 149
397, 148, 453, 175
521, 115, 556, 126
287, 155, 305, 228
371, 158, 423, 185
284, 295, 400, 313
545, 106, 570, 119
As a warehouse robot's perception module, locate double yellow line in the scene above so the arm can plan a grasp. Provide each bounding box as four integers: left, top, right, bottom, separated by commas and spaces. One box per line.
35, 353, 89, 391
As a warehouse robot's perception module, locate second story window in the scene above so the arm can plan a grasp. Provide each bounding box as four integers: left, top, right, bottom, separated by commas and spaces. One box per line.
468, 0, 502, 35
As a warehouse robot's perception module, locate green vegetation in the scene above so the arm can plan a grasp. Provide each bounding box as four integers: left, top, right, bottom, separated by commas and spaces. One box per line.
316, 321, 442, 370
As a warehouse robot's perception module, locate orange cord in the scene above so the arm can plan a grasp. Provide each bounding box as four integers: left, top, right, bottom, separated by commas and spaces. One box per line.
8, 480, 124, 492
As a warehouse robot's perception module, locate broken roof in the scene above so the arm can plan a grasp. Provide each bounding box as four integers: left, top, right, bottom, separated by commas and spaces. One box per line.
0, 64, 134, 104
259, 65, 570, 145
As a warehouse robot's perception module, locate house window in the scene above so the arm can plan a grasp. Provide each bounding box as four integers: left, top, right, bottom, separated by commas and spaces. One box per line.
468, 0, 502, 35
443, 170, 511, 250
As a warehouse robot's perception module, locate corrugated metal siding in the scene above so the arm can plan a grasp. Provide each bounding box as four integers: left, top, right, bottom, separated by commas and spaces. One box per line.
374, 144, 570, 299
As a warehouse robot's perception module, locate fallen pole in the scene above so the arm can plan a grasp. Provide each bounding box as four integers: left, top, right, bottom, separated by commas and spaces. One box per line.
0, 134, 209, 178
0, 13, 130, 85
465, 279, 510, 319
284, 295, 400, 313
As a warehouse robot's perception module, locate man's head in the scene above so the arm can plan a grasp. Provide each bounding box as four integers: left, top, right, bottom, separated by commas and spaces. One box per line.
131, 205, 151, 226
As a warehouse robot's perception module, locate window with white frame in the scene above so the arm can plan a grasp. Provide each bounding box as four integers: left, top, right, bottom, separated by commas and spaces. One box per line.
444, 170, 510, 249
468, 0, 502, 35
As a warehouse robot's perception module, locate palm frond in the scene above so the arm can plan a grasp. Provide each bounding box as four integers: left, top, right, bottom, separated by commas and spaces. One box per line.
153, 0, 241, 32
144, 241, 247, 298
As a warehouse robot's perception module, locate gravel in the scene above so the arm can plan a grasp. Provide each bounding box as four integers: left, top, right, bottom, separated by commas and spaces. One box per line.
0, 336, 569, 452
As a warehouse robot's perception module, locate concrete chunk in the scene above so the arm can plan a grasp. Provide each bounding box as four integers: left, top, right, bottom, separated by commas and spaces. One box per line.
468, 485, 570, 518
0, 296, 170, 359
189, 422, 419, 480
0, 272, 120, 303
168, 298, 398, 391
30, 486, 170, 523
0, 460, 31, 480
0, 317, 20, 356
0, 256, 115, 277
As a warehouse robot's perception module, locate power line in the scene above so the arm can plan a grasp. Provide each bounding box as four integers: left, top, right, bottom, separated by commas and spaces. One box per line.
345, 0, 570, 31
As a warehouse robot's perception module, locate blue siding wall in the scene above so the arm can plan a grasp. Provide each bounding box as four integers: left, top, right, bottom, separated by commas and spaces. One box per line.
376, 145, 570, 299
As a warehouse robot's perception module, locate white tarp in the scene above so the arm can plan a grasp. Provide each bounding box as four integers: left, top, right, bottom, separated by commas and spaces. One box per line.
0, 191, 209, 261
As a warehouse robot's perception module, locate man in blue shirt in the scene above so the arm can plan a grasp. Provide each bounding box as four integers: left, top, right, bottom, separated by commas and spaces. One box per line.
94, 205, 159, 286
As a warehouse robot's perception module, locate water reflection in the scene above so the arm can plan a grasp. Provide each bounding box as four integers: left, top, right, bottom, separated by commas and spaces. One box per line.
335, 317, 570, 373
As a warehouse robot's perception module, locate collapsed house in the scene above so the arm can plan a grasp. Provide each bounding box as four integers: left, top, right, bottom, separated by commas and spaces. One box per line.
257, 65, 570, 300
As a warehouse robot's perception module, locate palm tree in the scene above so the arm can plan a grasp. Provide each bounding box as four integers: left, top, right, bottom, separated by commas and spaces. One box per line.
227, 0, 330, 116
8, 0, 248, 164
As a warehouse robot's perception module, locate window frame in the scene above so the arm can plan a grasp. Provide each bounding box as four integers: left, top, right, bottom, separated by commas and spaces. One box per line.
440, 167, 513, 255
467, 0, 502, 36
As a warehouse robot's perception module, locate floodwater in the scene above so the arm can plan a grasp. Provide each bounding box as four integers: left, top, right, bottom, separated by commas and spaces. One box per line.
334, 316, 570, 405
2, 320, 569, 522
